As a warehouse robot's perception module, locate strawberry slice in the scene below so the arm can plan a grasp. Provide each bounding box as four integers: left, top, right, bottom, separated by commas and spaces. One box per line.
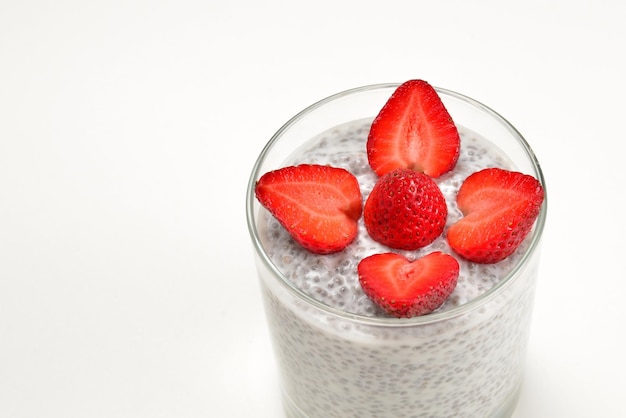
358, 252, 460, 318
255, 164, 362, 254
367, 79, 460, 178
447, 168, 545, 264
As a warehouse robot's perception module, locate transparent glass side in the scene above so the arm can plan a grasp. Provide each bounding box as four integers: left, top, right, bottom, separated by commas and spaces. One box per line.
253, 241, 541, 417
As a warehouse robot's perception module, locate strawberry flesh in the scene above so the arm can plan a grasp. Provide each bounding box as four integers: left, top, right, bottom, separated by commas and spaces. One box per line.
255, 164, 362, 254
358, 252, 460, 318
367, 79, 460, 178
447, 168, 545, 263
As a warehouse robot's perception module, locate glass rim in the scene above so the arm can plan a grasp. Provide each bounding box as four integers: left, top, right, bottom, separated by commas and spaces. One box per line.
246, 82, 547, 327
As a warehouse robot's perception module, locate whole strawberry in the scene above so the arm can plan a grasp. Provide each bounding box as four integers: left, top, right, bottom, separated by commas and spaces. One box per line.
364, 168, 447, 250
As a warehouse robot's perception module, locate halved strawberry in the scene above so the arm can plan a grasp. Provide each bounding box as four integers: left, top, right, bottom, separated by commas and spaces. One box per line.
367, 79, 460, 178
358, 252, 460, 318
364, 168, 447, 250
447, 168, 545, 264
255, 164, 362, 254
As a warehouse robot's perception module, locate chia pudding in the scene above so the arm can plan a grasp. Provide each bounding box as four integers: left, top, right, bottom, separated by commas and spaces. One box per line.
248, 85, 546, 418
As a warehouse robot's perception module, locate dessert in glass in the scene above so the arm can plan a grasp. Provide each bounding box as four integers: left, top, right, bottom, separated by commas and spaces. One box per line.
246, 80, 547, 418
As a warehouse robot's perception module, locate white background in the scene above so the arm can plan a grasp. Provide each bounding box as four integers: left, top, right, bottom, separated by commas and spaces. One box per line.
1, 1, 625, 417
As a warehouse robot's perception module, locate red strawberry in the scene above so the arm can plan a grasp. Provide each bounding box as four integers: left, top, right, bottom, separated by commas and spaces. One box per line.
255, 164, 362, 254
364, 168, 447, 250
358, 252, 460, 318
447, 168, 545, 264
367, 79, 460, 178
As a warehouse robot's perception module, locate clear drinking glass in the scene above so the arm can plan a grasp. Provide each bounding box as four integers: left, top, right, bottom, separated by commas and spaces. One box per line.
246, 83, 547, 418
